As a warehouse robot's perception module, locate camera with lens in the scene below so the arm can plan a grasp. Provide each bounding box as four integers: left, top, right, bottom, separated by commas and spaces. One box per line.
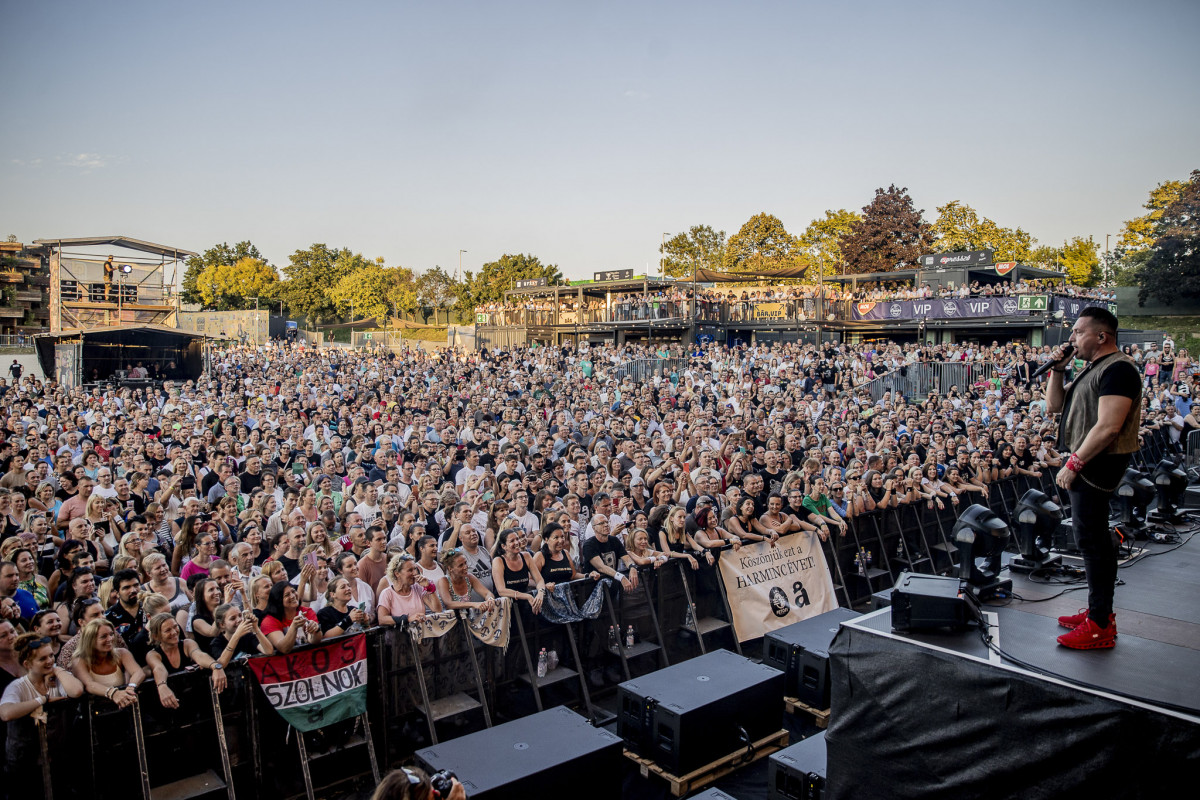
428, 769, 457, 797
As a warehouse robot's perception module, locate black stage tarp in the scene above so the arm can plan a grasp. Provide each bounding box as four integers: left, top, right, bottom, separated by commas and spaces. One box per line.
826, 608, 1200, 800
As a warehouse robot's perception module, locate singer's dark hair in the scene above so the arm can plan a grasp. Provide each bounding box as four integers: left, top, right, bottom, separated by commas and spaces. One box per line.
1079, 306, 1118, 334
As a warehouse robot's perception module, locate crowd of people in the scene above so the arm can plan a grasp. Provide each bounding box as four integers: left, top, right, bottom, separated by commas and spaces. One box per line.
0, 330, 1194, 795
474, 279, 1114, 325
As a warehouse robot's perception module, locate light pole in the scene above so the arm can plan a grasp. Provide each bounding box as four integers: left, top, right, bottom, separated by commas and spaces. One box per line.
247, 297, 260, 344
661, 232, 669, 280
458, 249, 467, 282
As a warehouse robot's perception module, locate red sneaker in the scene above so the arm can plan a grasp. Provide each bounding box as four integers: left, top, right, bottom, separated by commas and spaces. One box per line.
1057, 609, 1089, 629
1057, 616, 1117, 650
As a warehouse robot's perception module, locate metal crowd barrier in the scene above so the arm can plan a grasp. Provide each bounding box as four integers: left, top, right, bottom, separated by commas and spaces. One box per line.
860, 361, 997, 402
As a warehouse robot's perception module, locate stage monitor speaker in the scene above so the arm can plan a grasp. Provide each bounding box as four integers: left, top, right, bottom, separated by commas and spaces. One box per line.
763, 608, 860, 707
768, 731, 828, 800
618, 649, 784, 775
415, 706, 622, 800
890, 572, 969, 631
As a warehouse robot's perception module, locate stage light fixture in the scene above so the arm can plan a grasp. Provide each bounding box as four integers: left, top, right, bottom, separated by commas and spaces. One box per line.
952, 504, 1013, 600
1148, 458, 1189, 524
1009, 489, 1063, 573
119, 264, 133, 274
1115, 468, 1155, 538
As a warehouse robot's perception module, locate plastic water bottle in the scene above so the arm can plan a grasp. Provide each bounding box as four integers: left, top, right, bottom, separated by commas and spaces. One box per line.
625, 625, 635, 648
607, 625, 618, 652
537, 648, 548, 679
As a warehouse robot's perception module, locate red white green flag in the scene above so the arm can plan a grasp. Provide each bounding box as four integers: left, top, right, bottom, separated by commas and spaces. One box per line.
246, 635, 368, 732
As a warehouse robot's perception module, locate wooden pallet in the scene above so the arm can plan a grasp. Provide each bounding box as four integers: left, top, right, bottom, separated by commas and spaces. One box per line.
784, 696, 830, 729
623, 729, 789, 797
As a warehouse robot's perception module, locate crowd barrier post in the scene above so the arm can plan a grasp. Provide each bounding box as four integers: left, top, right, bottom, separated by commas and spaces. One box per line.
37, 719, 54, 800
129, 698, 153, 800
601, 564, 669, 682
510, 582, 596, 718
405, 615, 491, 745
818, 531, 852, 608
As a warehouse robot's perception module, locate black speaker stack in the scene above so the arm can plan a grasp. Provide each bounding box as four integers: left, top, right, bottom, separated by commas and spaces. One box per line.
768, 731, 828, 800
617, 649, 784, 775
415, 706, 623, 800
762, 608, 860, 708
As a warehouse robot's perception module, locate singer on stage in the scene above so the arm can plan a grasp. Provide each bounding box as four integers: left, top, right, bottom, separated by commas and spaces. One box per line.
1045, 306, 1142, 650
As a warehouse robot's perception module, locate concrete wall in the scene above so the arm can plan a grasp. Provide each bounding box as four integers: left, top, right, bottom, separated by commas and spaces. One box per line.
1113, 287, 1200, 316
178, 310, 281, 344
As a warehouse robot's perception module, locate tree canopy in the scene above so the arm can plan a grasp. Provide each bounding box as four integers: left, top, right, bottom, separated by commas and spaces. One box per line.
328, 262, 418, 323
1119, 178, 1187, 252
455, 253, 563, 317
660, 225, 726, 279
839, 185, 934, 274
196, 256, 280, 311
280, 244, 374, 325
182, 241, 264, 307
931, 201, 1035, 263
723, 213, 803, 274
798, 209, 861, 279
1059, 236, 1100, 286
1138, 170, 1200, 306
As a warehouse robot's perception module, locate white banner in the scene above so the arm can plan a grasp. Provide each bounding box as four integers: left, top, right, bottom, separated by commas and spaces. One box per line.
717, 532, 838, 642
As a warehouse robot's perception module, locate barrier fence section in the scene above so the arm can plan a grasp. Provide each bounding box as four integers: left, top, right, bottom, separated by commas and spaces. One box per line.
861, 361, 997, 402
19, 429, 1178, 799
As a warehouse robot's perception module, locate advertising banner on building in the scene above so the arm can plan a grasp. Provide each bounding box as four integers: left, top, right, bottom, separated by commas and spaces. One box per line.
753, 302, 787, 321
246, 635, 368, 732
717, 533, 837, 642
918, 250, 995, 268
851, 296, 1028, 321
1052, 295, 1117, 319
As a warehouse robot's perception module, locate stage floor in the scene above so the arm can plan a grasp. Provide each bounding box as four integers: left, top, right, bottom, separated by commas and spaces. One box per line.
1007, 530, 1200, 651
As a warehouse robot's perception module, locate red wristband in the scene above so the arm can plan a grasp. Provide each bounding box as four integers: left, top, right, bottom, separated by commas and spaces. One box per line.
1066, 452, 1085, 473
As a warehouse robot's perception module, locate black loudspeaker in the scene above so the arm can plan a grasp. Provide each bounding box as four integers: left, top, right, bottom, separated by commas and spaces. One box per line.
763, 608, 860, 708
890, 572, 968, 631
415, 706, 622, 800
618, 649, 784, 775
768, 731, 828, 800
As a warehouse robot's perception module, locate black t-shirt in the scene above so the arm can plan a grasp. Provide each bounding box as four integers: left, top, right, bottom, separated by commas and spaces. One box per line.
1061, 354, 1142, 489
581, 535, 627, 573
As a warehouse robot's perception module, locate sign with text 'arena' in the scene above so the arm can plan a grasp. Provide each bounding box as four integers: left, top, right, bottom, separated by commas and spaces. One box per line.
852, 296, 1029, 321
919, 249, 995, 268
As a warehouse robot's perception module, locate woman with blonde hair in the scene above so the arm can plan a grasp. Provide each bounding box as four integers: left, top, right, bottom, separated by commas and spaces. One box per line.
377, 553, 443, 626
142, 552, 190, 613
71, 618, 145, 708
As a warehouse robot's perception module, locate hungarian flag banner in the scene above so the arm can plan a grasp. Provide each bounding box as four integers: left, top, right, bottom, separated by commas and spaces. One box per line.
246, 635, 368, 732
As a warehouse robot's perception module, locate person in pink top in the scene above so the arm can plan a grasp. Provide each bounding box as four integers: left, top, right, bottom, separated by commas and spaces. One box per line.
377, 553, 442, 626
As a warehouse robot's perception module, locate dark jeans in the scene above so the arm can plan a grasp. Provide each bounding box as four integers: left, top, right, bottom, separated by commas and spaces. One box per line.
1069, 481, 1118, 627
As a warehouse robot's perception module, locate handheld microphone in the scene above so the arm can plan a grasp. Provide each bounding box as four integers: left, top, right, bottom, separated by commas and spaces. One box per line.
1030, 345, 1075, 381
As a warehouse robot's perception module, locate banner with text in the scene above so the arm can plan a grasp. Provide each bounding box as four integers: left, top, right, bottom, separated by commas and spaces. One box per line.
753, 302, 787, 321
718, 533, 837, 642
246, 635, 368, 732
851, 296, 1029, 321
1052, 295, 1117, 319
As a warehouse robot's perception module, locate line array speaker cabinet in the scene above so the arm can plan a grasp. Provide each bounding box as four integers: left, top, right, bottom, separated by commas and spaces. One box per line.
415, 706, 622, 800
763, 608, 860, 708
618, 649, 784, 775
768, 731, 828, 800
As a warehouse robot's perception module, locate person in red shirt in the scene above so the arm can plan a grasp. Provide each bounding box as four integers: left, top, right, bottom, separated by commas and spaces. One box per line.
259, 581, 321, 654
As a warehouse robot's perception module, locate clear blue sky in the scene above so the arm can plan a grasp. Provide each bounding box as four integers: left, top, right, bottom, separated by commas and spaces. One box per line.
2, 0, 1197, 281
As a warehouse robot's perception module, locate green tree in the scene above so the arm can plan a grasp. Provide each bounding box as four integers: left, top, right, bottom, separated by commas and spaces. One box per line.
1138, 170, 1200, 306
385, 267, 420, 320
724, 213, 803, 274
328, 262, 391, 322
455, 253, 564, 317
281, 244, 373, 324
798, 209, 861, 279
839, 185, 935, 274
182, 241, 264, 306
416, 265, 460, 324
1060, 236, 1100, 286
196, 257, 281, 310
1119, 178, 1187, 252
931, 201, 1035, 263
660, 225, 726, 279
